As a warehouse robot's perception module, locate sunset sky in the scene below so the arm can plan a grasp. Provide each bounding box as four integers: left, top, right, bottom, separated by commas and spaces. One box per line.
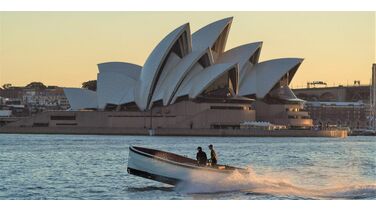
0, 12, 374, 88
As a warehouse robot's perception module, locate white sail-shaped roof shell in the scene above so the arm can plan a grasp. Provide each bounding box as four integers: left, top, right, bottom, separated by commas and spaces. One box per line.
172, 63, 239, 102
217, 42, 262, 80
64, 88, 97, 110
150, 48, 214, 106
192, 17, 232, 60
97, 62, 141, 109
135, 23, 192, 111
63, 18, 307, 111
239, 58, 303, 98
98, 62, 141, 79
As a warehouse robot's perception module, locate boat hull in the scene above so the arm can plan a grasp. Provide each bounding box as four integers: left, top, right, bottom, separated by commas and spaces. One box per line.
127, 146, 247, 185
127, 167, 180, 185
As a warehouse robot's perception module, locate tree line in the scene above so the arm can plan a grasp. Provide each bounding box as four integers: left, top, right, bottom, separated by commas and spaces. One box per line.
1, 80, 97, 91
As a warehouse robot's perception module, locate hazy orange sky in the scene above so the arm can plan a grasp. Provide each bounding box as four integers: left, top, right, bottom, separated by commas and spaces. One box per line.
0, 12, 375, 88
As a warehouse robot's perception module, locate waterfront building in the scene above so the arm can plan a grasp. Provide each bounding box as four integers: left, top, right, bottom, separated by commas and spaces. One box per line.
0, 86, 70, 112
293, 66, 375, 130
304, 101, 367, 129
0, 86, 24, 101
23, 87, 70, 112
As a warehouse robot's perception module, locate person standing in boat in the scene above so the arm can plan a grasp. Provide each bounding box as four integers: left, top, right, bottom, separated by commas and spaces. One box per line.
208, 144, 217, 167
196, 146, 207, 166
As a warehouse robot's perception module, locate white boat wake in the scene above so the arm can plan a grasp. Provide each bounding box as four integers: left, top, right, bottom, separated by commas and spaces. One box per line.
175, 166, 376, 199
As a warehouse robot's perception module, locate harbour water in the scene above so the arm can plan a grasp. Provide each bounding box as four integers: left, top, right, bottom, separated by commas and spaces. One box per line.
0, 134, 375, 200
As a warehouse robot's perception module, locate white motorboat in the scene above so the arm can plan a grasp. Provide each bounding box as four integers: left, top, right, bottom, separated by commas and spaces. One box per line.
127, 146, 249, 185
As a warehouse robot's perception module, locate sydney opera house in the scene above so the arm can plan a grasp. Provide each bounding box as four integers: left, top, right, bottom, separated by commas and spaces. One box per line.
7, 17, 316, 133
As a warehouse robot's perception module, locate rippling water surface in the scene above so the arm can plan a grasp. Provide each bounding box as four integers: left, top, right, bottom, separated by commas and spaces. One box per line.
0, 134, 375, 199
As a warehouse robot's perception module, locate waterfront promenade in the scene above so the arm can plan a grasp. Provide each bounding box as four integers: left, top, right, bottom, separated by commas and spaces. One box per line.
0, 126, 347, 137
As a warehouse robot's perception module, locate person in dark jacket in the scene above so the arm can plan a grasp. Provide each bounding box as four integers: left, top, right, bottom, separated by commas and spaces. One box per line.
208, 144, 217, 167
196, 146, 207, 166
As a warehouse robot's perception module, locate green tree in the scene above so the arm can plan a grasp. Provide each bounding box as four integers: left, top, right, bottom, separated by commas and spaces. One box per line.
26, 82, 47, 89
82, 80, 97, 91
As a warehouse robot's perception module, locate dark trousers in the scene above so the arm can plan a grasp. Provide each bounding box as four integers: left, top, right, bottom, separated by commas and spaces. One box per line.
211, 159, 217, 166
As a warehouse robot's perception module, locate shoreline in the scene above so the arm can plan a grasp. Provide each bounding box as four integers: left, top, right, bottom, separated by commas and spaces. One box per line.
0, 127, 347, 138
